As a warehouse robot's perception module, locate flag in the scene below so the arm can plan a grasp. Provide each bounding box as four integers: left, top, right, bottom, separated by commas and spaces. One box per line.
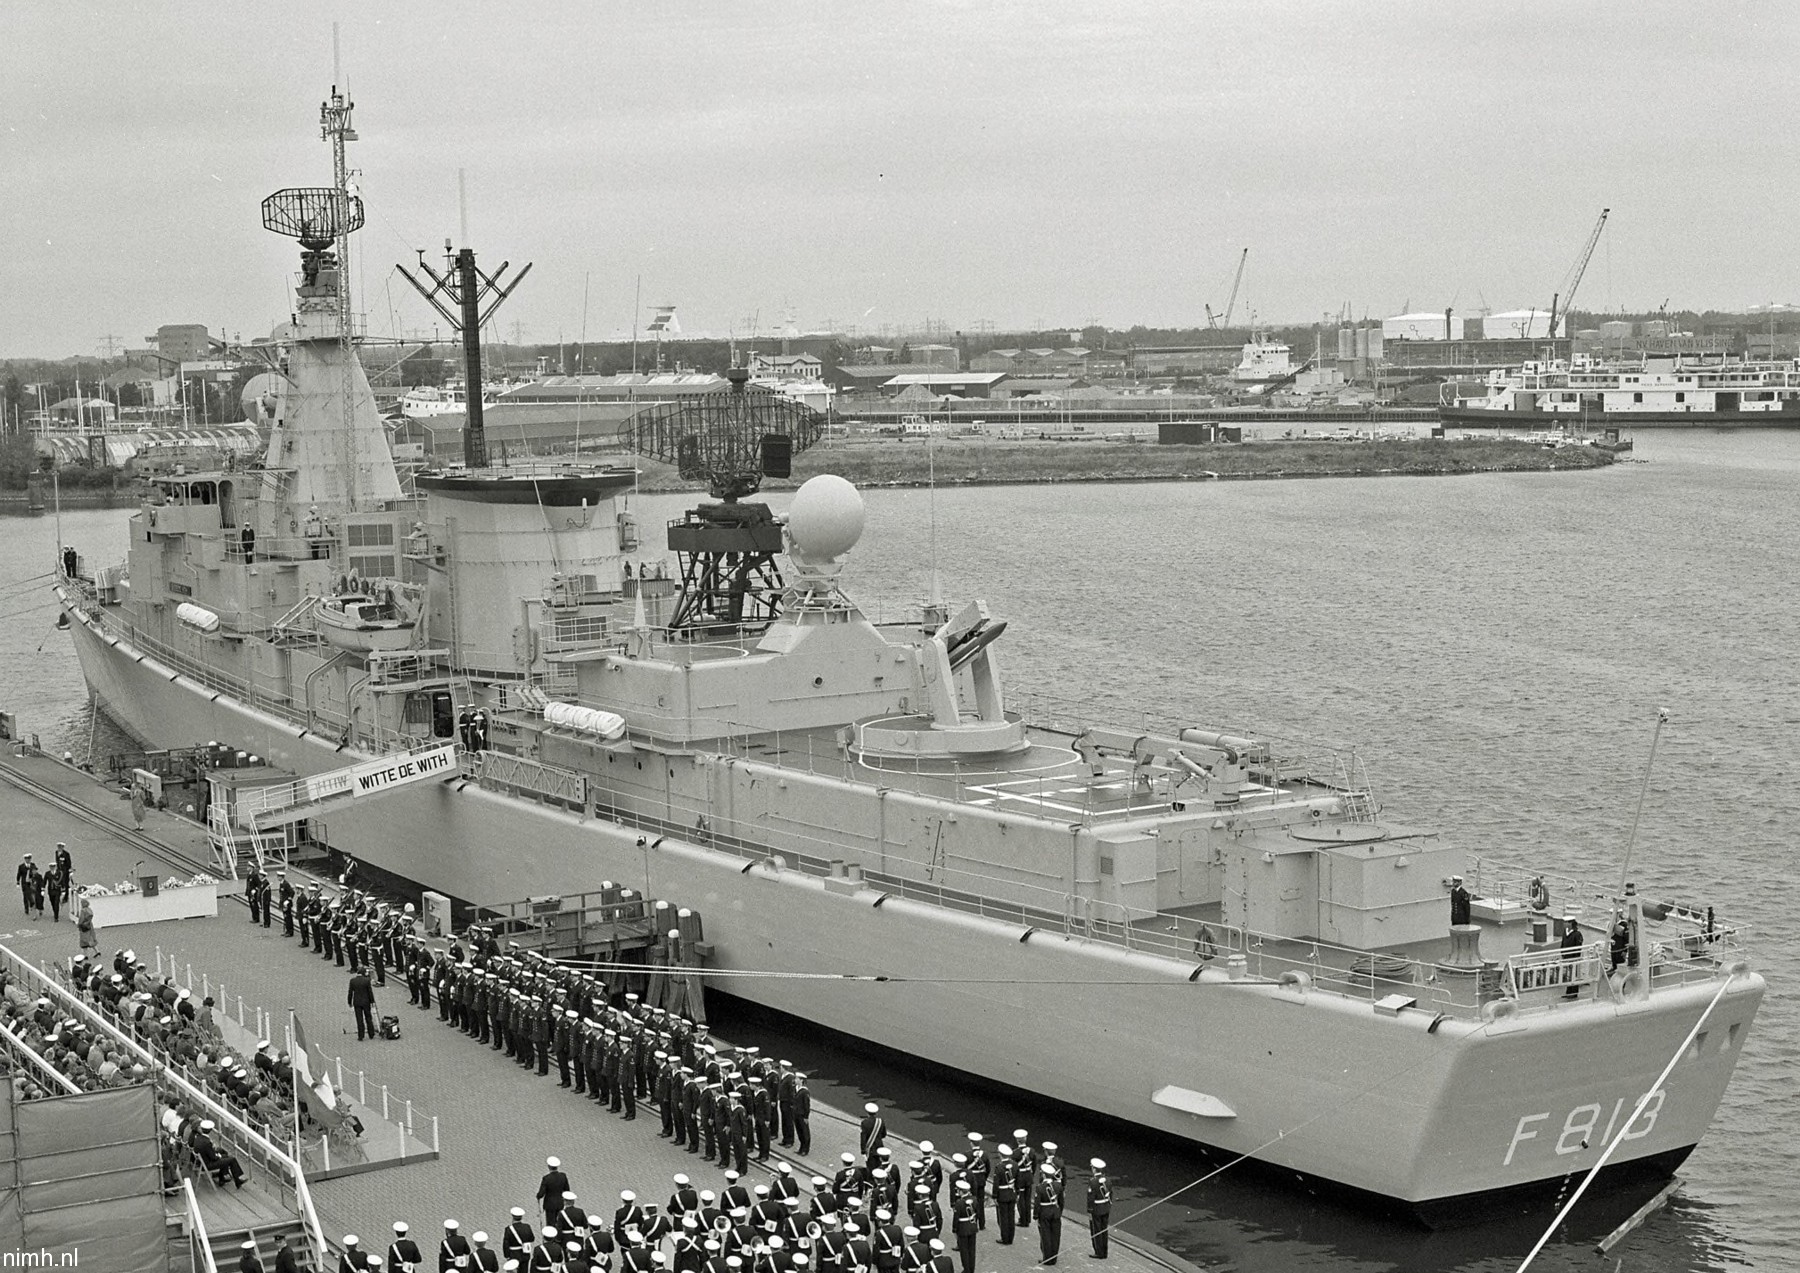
291, 1014, 344, 1133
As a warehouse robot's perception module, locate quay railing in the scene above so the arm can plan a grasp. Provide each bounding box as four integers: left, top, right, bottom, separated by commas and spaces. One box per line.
181, 1178, 221, 1273
0, 1018, 83, 1097
148, 948, 442, 1164
0, 945, 328, 1270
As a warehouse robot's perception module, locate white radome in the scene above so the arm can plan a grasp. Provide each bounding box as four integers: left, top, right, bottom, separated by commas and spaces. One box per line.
786, 475, 865, 563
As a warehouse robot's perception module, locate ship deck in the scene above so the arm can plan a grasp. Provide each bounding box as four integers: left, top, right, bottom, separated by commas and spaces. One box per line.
0, 744, 1203, 1273
700, 718, 1323, 827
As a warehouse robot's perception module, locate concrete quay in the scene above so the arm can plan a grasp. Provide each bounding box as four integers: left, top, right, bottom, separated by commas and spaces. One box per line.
0, 743, 1205, 1273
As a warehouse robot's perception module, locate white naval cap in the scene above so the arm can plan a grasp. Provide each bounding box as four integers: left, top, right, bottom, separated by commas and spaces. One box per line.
393, 1222, 408, 1234
1090, 1158, 1106, 1170
547, 1156, 561, 1168
865, 1103, 880, 1114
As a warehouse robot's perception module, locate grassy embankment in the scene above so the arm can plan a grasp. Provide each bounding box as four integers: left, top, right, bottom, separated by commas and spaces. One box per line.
634, 437, 1613, 493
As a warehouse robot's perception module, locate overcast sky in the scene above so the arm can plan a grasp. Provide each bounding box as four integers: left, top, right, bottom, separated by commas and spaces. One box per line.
4, 1, 1795, 358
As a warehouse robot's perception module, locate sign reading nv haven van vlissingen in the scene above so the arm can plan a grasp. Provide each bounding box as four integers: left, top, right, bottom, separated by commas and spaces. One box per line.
350, 744, 458, 796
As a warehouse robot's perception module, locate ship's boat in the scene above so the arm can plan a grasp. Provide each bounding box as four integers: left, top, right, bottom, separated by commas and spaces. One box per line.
49, 84, 1766, 1224
314, 593, 414, 653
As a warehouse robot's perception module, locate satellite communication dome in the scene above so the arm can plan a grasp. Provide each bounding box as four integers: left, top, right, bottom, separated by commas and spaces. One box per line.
240, 372, 284, 426
786, 475, 865, 564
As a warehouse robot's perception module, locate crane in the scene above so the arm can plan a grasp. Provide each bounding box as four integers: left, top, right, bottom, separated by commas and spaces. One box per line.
1545, 209, 1609, 340
1205, 248, 1249, 330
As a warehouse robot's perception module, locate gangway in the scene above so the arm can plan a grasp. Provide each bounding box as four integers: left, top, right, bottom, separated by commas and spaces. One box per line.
234, 742, 461, 831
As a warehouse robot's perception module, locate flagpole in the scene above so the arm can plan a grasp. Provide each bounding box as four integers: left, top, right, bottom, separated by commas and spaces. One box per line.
290, 1009, 302, 1150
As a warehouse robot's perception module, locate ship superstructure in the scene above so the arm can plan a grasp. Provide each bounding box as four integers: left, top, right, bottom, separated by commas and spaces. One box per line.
1445, 352, 1800, 427
53, 88, 1765, 1222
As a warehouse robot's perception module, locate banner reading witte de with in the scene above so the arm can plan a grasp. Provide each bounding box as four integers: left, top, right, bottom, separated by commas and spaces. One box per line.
301, 743, 458, 805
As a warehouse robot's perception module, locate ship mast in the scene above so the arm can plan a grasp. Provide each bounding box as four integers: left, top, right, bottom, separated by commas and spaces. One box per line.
320, 30, 359, 501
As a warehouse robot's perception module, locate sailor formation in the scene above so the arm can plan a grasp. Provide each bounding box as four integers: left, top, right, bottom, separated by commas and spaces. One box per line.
319, 1133, 1114, 1272
257, 899, 1120, 1270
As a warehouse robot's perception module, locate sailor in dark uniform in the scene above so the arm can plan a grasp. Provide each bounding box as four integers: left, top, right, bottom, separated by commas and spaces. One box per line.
538, 1157, 571, 1224
469, 1232, 501, 1273
1032, 1165, 1063, 1265
859, 1103, 887, 1169
501, 1209, 536, 1267
386, 1220, 423, 1272
438, 1219, 473, 1271
1085, 1159, 1112, 1258
989, 1145, 1016, 1246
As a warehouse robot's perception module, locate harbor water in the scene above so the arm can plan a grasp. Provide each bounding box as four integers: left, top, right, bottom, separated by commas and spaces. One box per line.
2, 429, 1792, 1271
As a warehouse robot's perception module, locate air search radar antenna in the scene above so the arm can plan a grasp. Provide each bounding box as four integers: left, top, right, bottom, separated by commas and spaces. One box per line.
625, 369, 827, 634
260, 187, 365, 322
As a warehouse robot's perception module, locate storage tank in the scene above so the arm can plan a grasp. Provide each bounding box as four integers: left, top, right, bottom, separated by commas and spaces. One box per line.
1485, 309, 1554, 339
1382, 312, 1462, 341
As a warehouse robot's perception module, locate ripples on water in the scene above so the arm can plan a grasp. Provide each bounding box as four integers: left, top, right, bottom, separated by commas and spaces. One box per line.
3, 431, 1792, 1270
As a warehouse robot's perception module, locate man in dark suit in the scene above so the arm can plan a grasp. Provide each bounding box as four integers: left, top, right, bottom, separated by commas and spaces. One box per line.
347, 965, 376, 1041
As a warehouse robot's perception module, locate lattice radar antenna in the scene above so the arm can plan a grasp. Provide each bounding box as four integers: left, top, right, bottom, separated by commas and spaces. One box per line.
261, 187, 364, 249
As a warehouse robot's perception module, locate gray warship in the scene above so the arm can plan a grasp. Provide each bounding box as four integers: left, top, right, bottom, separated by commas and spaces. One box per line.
54, 86, 1763, 1222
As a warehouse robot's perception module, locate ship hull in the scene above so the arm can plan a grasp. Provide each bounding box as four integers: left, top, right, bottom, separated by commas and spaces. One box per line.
63, 606, 1765, 1211
1440, 404, 1800, 429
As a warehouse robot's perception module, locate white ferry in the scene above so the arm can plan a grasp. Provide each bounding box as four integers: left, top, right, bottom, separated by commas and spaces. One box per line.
1443, 353, 1800, 427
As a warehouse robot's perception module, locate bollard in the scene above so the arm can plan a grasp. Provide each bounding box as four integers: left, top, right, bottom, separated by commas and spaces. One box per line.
321, 1132, 329, 1173
431, 1115, 439, 1153
398, 1120, 407, 1160
335, 1055, 345, 1095
185, 963, 193, 992
358, 1070, 366, 1106
381, 1085, 389, 1120
404, 1099, 413, 1134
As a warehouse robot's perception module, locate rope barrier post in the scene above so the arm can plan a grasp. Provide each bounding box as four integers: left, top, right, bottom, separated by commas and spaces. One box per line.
358, 1070, 366, 1106
432, 1115, 439, 1153
404, 1098, 413, 1134
381, 1084, 389, 1120
398, 1120, 407, 1159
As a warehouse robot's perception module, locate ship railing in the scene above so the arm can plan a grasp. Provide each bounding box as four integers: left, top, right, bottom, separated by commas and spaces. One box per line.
475, 750, 589, 807
1468, 855, 1740, 944
1504, 943, 1607, 997
538, 773, 1471, 1011
222, 534, 332, 564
